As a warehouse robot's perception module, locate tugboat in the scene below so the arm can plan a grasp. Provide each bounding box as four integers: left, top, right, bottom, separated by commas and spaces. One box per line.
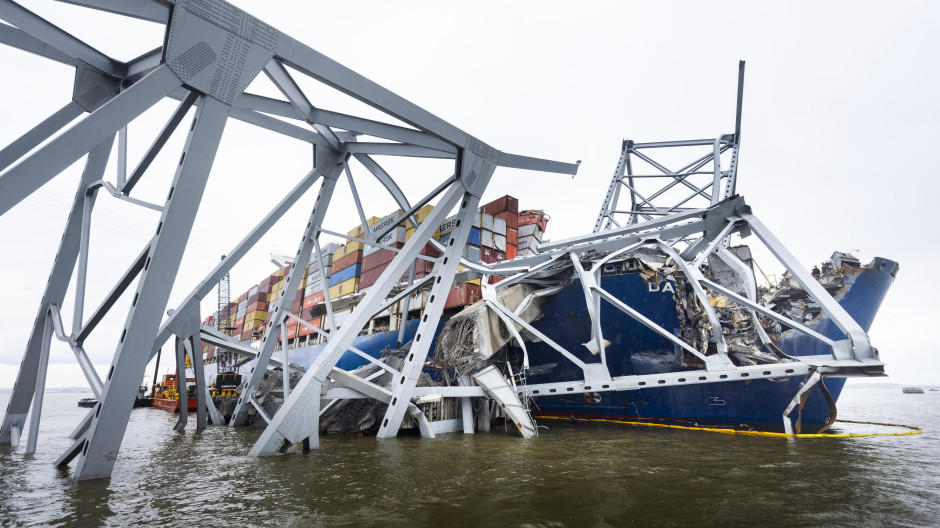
150, 373, 198, 412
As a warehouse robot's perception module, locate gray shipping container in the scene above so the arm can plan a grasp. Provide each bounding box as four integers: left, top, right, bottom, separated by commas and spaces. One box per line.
493, 216, 507, 236
481, 229, 494, 249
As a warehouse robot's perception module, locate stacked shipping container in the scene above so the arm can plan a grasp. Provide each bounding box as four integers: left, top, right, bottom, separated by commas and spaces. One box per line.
206, 195, 542, 348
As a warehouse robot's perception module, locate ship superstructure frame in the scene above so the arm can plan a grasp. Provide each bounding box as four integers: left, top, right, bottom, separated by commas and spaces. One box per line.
0, 0, 885, 482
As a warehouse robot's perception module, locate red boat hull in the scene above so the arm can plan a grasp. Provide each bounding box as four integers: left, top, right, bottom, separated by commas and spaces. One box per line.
151, 398, 198, 413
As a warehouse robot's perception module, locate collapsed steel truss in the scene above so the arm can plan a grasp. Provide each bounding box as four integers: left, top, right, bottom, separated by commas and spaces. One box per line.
0, 1, 884, 482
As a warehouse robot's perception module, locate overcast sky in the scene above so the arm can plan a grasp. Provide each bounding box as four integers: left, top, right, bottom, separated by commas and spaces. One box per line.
1, 0, 938, 388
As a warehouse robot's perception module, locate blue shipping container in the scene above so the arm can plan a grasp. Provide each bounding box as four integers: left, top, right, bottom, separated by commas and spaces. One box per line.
468, 227, 481, 246
330, 263, 362, 286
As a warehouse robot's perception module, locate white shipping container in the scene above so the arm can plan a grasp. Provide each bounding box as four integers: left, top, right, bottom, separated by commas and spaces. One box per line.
493, 217, 507, 236
481, 229, 494, 249
518, 223, 544, 242
439, 215, 459, 235
494, 234, 507, 252
305, 280, 323, 295
518, 235, 541, 251
481, 213, 494, 232
472, 212, 482, 228
248, 285, 259, 296
238, 300, 249, 310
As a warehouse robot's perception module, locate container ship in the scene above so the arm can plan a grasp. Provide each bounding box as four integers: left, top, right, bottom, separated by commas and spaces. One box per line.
201, 194, 896, 434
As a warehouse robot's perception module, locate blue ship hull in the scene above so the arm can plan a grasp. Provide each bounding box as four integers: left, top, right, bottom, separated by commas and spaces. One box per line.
524, 257, 898, 432
286, 258, 896, 433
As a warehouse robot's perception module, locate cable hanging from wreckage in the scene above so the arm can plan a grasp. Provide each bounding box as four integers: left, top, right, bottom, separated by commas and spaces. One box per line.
0, 0, 892, 483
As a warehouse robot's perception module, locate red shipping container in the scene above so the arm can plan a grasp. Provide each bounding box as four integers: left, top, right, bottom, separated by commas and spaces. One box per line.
285, 325, 298, 339
419, 242, 440, 258
295, 289, 304, 301
488, 276, 504, 285
362, 242, 404, 272
481, 195, 518, 215
444, 283, 481, 309
496, 211, 518, 230
506, 227, 518, 246
332, 250, 363, 272
240, 330, 251, 341
302, 290, 325, 309
291, 300, 301, 312
518, 210, 549, 231
235, 315, 245, 326
359, 264, 387, 289
506, 244, 518, 260
299, 317, 321, 337
480, 247, 506, 264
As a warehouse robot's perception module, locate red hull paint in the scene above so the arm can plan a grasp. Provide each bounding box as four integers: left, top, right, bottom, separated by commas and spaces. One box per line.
151, 398, 198, 413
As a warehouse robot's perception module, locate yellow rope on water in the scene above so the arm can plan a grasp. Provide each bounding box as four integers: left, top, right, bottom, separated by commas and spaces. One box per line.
537, 416, 924, 438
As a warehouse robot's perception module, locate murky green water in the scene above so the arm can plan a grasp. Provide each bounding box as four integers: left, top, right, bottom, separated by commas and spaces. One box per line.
1, 388, 938, 527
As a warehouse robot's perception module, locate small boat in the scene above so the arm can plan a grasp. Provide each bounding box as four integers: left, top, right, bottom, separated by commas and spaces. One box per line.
150, 373, 199, 412
902, 387, 925, 394
77, 398, 97, 408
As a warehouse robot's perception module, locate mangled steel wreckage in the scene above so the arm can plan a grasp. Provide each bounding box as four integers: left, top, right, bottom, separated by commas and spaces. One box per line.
0, 0, 895, 482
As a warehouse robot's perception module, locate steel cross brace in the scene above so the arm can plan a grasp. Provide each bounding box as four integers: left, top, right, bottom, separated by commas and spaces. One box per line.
1, 137, 112, 445
248, 148, 496, 455
71, 97, 231, 480
229, 150, 342, 427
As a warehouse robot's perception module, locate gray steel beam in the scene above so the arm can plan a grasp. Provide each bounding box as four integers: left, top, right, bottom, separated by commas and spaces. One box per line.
313, 109, 455, 154
54, 0, 170, 24
0, 0, 120, 75
742, 213, 873, 361
342, 142, 454, 159
0, 65, 182, 216
75, 244, 150, 343
0, 23, 79, 68
276, 35, 469, 147
229, 151, 342, 427
72, 96, 230, 480
376, 153, 494, 439
0, 137, 112, 445
0, 101, 83, 173
172, 337, 188, 431
150, 166, 324, 361
263, 59, 341, 149
234, 93, 298, 120
497, 152, 579, 175
123, 91, 198, 194
228, 106, 324, 145
124, 46, 163, 82
24, 310, 54, 453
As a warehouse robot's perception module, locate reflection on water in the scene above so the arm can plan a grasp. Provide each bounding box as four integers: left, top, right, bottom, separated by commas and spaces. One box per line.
1, 389, 938, 527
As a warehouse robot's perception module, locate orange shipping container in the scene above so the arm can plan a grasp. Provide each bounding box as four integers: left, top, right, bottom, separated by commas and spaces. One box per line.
298, 317, 322, 337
